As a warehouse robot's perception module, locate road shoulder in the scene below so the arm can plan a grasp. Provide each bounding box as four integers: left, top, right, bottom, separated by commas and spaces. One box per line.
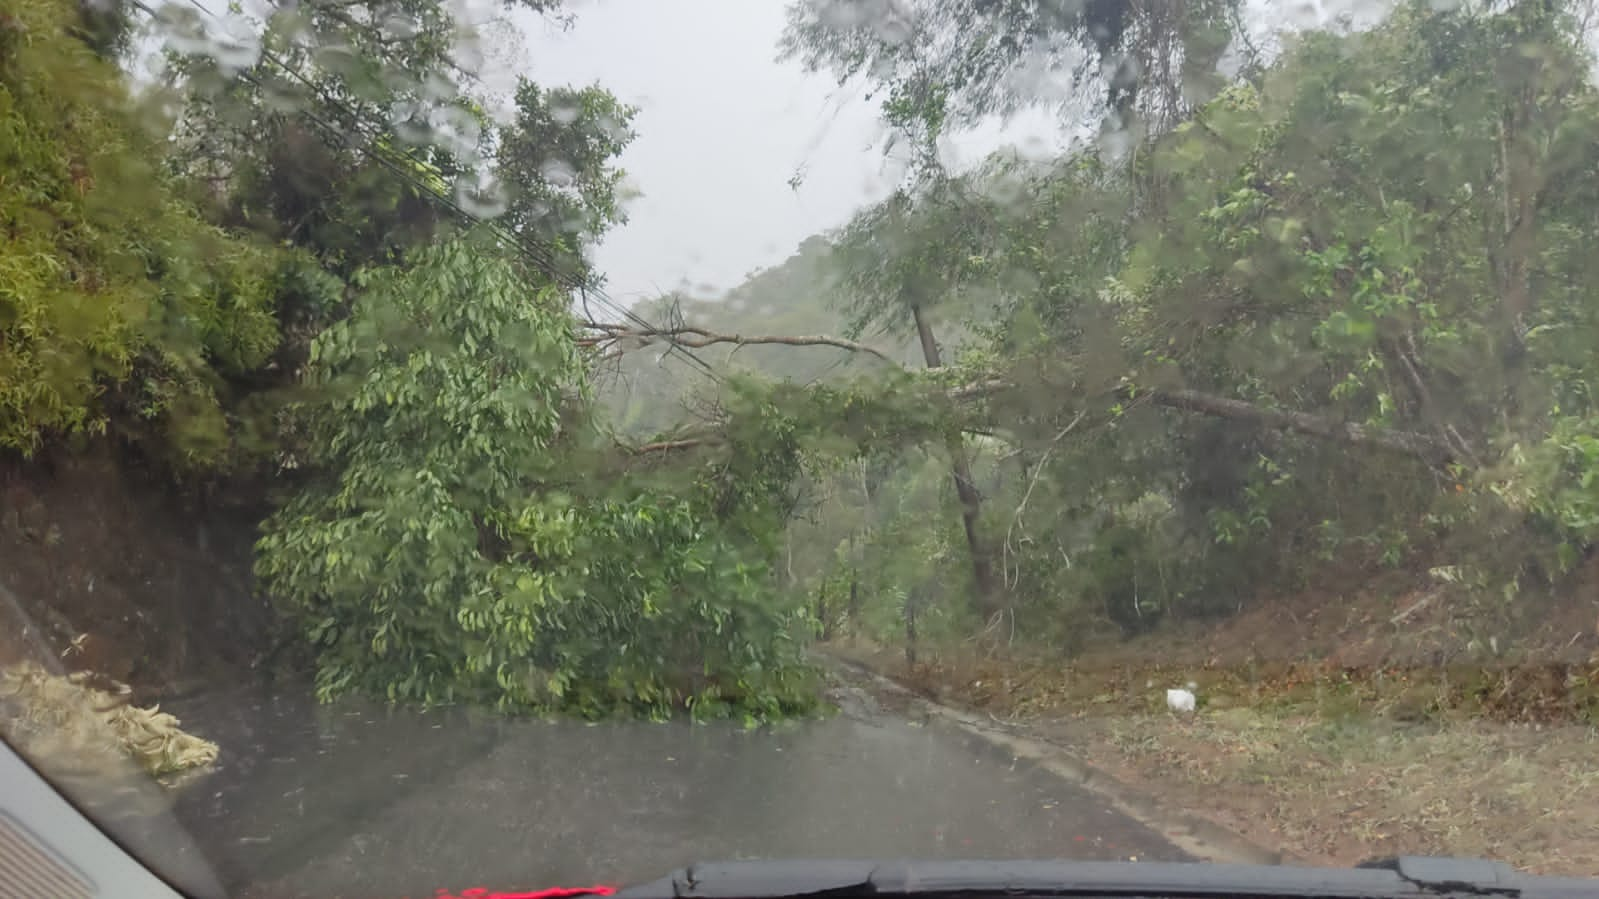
821, 653, 1293, 867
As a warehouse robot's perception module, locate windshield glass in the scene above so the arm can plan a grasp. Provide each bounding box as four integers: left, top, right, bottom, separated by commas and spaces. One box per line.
4, 0, 1599, 896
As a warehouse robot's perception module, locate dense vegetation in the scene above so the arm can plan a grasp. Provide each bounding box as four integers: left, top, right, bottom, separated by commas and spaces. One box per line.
0, 0, 285, 462
10, 0, 1599, 718
255, 236, 817, 716
639, 1, 1599, 659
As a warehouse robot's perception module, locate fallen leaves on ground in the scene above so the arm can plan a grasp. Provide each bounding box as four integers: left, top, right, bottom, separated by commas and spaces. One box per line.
0, 661, 219, 807
829, 641, 1599, 877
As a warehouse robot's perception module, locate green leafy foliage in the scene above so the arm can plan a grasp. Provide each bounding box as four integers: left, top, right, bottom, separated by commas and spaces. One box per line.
0, 0, 282, 463
1101, 2, 1599, 598
781, 0, 1245, 168
28, 0, 1599, 723
745, 1, 1599, 653
255, 236, 577, 706
161, 0, 605, 281
496, 81, 639, 283
256, 234, 818, 718
161, 0, 472, 273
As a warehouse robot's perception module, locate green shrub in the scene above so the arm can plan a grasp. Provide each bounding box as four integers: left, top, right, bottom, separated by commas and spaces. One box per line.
0, 0, 281, 462
256, 234, 816, 719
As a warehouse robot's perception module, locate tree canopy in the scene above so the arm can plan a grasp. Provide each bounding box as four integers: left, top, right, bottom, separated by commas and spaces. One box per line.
781, 0, 1247, 170
0, 0, 286, 463
16, 0, 1599, 719
619, 0, 1599, 655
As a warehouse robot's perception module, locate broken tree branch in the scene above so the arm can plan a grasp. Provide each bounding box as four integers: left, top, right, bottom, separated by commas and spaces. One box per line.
946, 378, 1014, 401
1003, 410, 1088, 591
629, 437, 712, 454
943, 378, 1455, 463
1142, 387, 1455, 462
578, 320, 895, 362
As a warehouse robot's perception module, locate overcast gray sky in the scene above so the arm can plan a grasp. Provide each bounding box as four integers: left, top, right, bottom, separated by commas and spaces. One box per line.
149, 0, 1366, 309
501, 0, 1070, 307
495, 0, 1362, 309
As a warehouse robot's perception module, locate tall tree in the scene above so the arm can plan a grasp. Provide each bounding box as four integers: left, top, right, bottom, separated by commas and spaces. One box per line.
496, 81, 638, 285
753, 0, 1599, 645
155, 0, 627, 282
152, 0, 638, 396
0, 0, 285, 463
781, 0, 1246, 173
830, 177, 1012, 620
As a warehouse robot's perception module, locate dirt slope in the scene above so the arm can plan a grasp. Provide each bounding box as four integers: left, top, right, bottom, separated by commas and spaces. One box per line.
0, 448, 287, 698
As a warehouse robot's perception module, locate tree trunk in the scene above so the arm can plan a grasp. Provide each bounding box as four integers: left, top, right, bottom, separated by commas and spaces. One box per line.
1378, 334, 1478, 466
847, 571, 859, 627
1494, 84, 1544, 420
904, 588, 919, 669
949, 378, 1457, 463
846, 532, 861, 624
848, 464, 866, 628
910, 303, 1000, 619
1141, 387, 1454, 463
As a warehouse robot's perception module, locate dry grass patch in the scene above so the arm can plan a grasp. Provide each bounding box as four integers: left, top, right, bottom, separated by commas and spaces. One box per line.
1062, 710, 1599, 875
826, 640, 1599, 876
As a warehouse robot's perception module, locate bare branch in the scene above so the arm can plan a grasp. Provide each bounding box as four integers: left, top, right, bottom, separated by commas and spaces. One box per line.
1003, 410, 1087, 591
946, 378, 1014, 400
629, 438, 712, 454
578, 320, 896, 362
945, 377, 1455, 463
1143, 387, 1454, 463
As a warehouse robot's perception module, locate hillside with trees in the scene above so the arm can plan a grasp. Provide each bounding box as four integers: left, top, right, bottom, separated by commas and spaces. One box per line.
604, 0, 1599, 685
750, 1, 1599, 679
13, 0, 1599, 876
7, 0, 1599, 735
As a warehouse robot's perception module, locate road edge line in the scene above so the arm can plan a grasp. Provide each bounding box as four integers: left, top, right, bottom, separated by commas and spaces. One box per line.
820, 653, 1300, 868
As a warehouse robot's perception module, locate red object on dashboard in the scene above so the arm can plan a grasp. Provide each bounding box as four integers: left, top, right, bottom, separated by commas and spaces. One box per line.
435, 886, 618, 899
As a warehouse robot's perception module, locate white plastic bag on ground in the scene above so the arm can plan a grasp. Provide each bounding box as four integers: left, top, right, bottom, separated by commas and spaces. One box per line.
1166, 687, 1196, 713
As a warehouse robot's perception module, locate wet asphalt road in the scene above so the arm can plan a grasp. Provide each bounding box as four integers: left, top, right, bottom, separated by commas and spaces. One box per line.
157, 675, 1188, 899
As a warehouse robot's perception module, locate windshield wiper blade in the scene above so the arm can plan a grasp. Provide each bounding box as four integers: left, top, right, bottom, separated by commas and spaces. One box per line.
614, 857, 1598, 899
